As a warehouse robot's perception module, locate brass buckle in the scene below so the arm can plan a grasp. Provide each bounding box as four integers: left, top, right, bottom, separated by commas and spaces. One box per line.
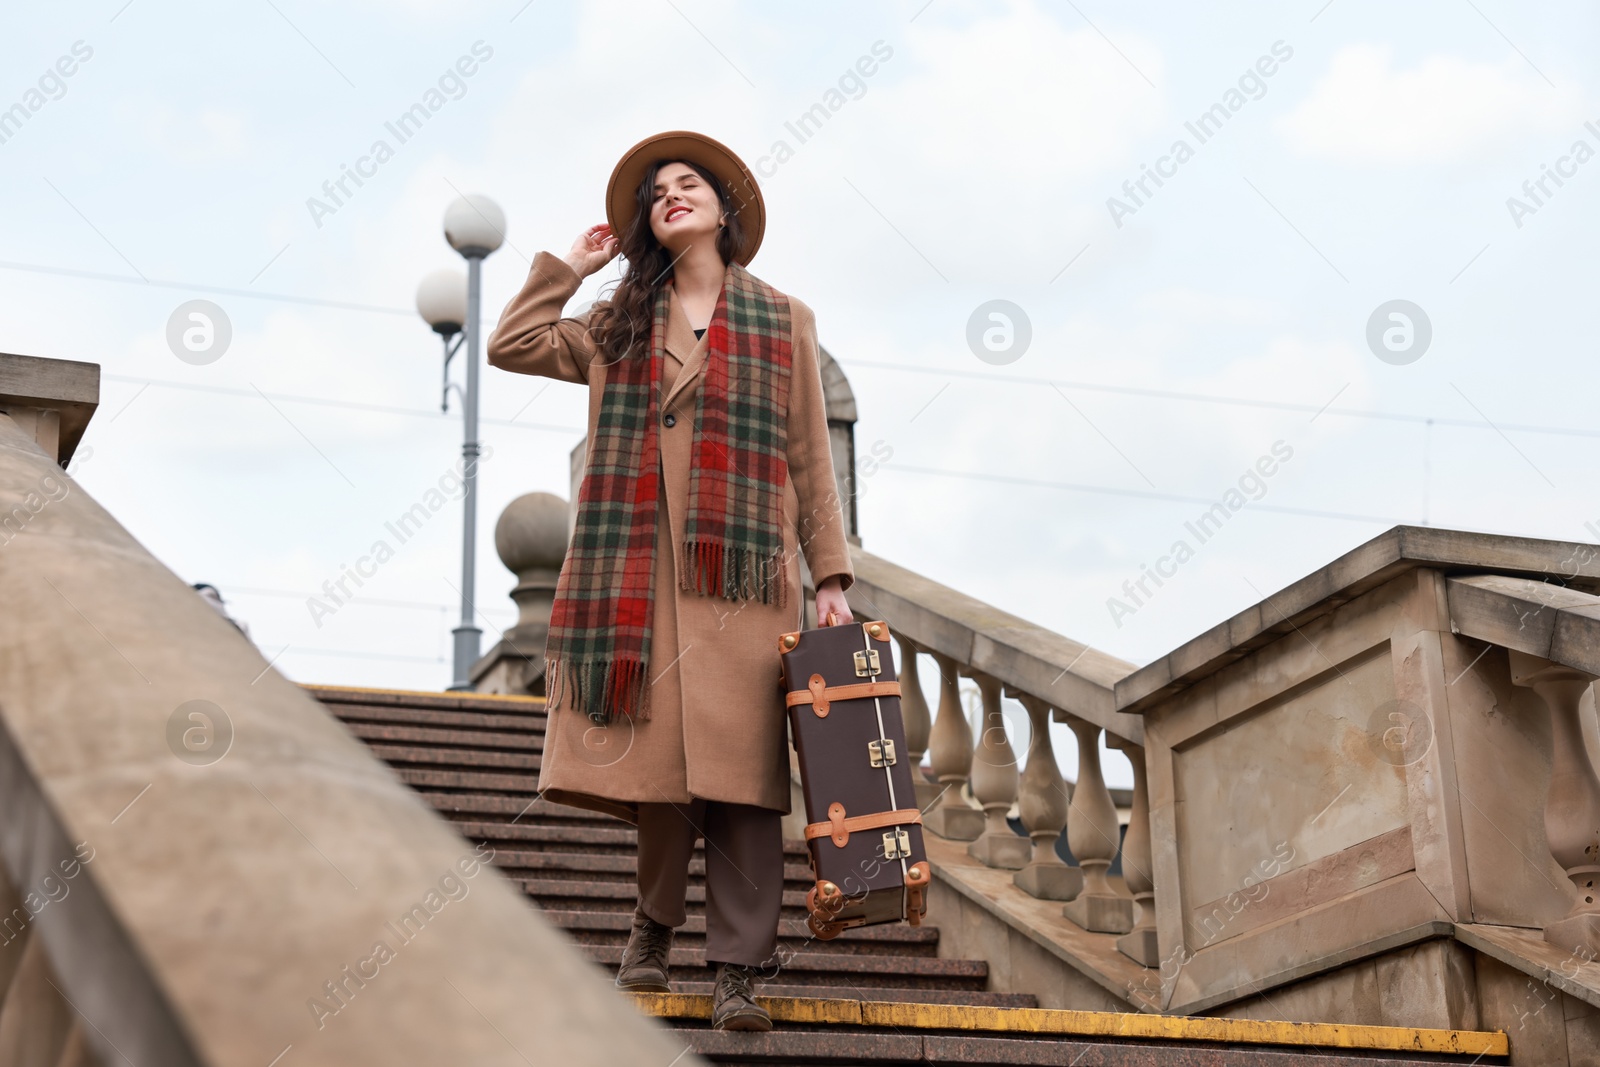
853, 649, 881, 677
867, 739, 897, 768
881, 829, 912, 860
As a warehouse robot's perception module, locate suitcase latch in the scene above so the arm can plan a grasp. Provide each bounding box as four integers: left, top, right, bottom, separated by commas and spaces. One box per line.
853, 649, 881, 677
881, 829, 911, 860
867, 739, 896, 768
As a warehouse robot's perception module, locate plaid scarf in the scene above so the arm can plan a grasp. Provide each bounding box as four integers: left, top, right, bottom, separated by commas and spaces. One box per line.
545, 263, 794, 725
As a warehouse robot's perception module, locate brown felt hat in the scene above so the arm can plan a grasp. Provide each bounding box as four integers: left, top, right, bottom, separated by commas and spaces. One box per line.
605, 130, 765, 266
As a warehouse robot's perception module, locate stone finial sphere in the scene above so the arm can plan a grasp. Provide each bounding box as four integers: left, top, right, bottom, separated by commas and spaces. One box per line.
494, 492, 569, 573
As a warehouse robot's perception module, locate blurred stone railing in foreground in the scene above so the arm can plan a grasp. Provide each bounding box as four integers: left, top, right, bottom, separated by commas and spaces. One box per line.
0, 355, 698, 1067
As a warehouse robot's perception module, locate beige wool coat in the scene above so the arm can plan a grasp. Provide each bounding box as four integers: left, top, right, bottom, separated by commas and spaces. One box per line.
486, 251, 855, 822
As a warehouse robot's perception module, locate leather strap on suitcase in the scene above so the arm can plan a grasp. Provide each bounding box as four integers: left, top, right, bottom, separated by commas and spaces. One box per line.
785, 677, 903, 717
803, 804, 923, 848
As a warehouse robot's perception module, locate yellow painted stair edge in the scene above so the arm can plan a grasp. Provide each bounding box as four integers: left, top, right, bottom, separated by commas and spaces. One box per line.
627, 993, 1508, 1057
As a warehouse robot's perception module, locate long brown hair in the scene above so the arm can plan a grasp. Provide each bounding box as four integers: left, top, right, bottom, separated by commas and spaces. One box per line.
588, 159, 747, 366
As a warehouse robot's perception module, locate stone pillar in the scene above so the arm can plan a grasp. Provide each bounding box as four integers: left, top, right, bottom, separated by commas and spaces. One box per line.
817, 346, 860, 544
1011, 689, 1079, 900
0, 351, 99, 466
896, 633, 940, 810
1109, 737, 1159, 965
1511, 651, 1600, 957
470, 492, 568, 695
922, 651, 983, 841
967, 671, 1029, 869
1061, 713, 1134, 934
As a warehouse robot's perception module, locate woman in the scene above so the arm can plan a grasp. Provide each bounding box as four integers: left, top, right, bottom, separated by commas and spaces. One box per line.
486, 130, 855, 1032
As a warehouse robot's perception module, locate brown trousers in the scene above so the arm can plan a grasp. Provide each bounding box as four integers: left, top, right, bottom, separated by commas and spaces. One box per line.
635, 799, 783, 967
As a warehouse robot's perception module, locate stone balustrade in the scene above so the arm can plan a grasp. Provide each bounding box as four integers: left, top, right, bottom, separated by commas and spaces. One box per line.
843, 547, 1158, 965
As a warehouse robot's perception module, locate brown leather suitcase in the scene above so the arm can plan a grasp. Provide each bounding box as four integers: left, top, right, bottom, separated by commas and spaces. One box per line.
779, 615, 930, 939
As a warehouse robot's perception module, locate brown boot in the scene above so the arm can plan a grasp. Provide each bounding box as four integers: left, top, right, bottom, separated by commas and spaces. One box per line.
615, 907, 674, 992
711, 962, 772, 1031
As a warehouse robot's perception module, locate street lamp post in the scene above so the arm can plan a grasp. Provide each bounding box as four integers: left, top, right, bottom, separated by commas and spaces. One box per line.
415, 267, 467, 408
425, 194, 505, 691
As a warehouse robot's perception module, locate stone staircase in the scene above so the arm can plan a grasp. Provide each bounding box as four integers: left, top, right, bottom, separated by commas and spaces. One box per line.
310, 682, 1023, 1008
306, 682, 1510, 1066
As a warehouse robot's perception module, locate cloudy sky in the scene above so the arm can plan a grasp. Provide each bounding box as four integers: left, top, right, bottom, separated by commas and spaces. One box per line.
5, 0, 1596, 782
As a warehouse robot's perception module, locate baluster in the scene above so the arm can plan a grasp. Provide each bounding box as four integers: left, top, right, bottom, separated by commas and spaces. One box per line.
895, 633, 940, 810
967, 671, 1030, 869
922, 651, 984, 840
1511, 652, 1600, 957
1108, 736, 1158, 965
1060, 712, 1135, 934
1010, 689, 1080, 899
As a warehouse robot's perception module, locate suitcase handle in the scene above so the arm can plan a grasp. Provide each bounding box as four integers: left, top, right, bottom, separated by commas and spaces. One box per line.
823, 609, 840, 627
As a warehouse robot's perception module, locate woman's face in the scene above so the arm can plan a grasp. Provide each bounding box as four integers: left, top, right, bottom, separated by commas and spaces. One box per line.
647, 161, 724, 255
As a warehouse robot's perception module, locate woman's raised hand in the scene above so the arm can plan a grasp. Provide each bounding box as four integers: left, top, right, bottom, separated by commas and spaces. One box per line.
563, 224, 620, 279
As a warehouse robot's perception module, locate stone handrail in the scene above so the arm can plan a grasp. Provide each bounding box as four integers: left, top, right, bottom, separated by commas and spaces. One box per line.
844, 544, 1155, 964
0, 409, 699, 1064
844, 548, 1142, 742
1446, 573, 1600, 960
0, 351, 97, 467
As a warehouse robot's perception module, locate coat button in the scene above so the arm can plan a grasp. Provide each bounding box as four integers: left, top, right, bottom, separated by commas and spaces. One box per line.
662, 413, 677, 427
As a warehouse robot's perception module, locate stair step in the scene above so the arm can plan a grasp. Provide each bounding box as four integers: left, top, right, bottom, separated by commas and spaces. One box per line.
343, 723, 543, 750
367, 743, 541, 772
306, 683, 546, 716
452, 820, 638, 849
397, 768, 540, 793
657, 985, 1038, 1009
450, 820, 813, 859
491, 849, 813, 884
587, 947, 988, 989
426, 794, 615, 825
662, 1029, 1498, 1065
332, 704, 546, 732
550, 910, 937, 943
518, 880, 815, 917
574, 931, 935, 960
633, 995, 1508, 1066
547, 911, 938, 956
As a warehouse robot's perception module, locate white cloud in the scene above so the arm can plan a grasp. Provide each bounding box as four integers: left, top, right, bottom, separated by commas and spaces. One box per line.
109, 98, 252, 165
1133, 287, 1279, 326
1276, 44, 1585, 163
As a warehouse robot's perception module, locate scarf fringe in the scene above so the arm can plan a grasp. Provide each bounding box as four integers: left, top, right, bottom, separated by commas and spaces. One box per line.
545, 654, 652, 726
684, 538, 786, 609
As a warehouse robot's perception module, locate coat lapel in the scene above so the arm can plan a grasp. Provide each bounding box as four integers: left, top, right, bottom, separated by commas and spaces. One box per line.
661, 259, 736, 411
